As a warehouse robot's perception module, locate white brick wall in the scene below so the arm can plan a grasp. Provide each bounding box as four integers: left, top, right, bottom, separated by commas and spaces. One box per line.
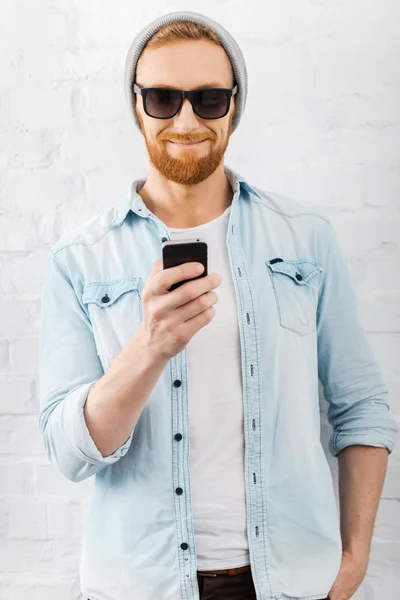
1, 1, 399, 598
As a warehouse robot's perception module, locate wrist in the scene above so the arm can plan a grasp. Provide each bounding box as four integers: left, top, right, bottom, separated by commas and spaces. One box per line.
129, 324, 169, 368
342, 545, 370, 567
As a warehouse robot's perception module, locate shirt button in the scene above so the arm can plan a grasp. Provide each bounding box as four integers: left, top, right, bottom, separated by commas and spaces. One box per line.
101, 294, 110, 303
173, 379, 182, 388
295, 273, 303, 281
176, 487, 183, 495
180, 543, 189, 550
174, 433, 183, 441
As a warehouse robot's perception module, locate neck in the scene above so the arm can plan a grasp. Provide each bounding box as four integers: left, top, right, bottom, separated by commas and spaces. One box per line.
138, 163, 234, 228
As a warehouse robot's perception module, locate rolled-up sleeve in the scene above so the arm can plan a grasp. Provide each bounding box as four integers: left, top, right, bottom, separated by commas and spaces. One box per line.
38, 251, 134, 482
316, 220, 398, 456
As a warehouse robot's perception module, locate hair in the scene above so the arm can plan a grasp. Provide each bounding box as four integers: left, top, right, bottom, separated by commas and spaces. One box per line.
145, 20, 223, 50
142, 20, 235, 86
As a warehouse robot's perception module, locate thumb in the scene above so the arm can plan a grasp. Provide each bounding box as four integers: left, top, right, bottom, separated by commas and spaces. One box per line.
151, 258, 163, 275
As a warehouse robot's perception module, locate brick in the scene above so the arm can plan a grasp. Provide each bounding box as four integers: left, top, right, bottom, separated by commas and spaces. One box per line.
9, 578, 80, 600
0, 416, 44, 456
0, 302, 35, 337
373, 499, 400, 542
8, 498, 47, 540
367, 541, 400, 579
0, 132, 59, 171
2, 6, 68, 54
73, 4, 146, 48
2, 171, 71, 216
35, 463, 93, 499
381, 464, 400, 500
0, 217, 40, 252
0, 377, 37, 414
84, 81, 127, 123
368, 334, 400, 378
46, 500, 82, 540
0, 340, 9, 373
0, 252, 48, 295
0, 539, 77, 574
363, 257, 400, 291
0, 581, 10, 600
9, 338, 39, 374
330, 217, 400, 258
7, 85, 73, 131
0, 461, 34, 495
0, 497, 11, 538
359, 293, 400, 333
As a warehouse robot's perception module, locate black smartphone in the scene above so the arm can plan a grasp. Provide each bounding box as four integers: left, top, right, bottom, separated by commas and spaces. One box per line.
162, 238, 208, 292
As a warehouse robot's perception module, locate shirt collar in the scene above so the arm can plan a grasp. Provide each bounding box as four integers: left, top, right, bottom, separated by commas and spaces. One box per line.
111, 165, 260, 227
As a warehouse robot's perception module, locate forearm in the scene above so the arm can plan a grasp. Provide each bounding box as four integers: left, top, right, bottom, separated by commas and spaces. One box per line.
84, 325, 169, 457
338, 444, 389, 559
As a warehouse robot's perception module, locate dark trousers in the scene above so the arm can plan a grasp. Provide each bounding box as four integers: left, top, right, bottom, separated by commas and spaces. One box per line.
196, 570, 329, 600
197, 569, 257, 599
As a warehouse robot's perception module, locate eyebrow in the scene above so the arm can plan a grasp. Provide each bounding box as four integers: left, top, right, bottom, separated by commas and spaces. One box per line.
148, 82, 226, 89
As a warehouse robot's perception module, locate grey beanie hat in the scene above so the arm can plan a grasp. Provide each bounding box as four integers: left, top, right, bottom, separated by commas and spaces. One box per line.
124, 10, 247, 134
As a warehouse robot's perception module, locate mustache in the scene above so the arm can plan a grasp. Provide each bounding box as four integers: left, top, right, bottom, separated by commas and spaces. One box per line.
158, 132, 217, 143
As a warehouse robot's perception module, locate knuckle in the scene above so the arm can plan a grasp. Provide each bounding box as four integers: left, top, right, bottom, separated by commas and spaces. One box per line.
175, 329, 189, 345
198, 294, 210, 311
150, 301, 163, 321
181, 284, 194, 302
158, 272, 168, 290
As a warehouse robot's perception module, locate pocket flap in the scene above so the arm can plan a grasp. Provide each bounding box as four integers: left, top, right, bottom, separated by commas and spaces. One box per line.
82, 277, 142, 307
266, 258, 322, 285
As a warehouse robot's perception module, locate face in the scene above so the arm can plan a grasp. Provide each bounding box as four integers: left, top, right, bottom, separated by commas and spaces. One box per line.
135, 39, 235, 185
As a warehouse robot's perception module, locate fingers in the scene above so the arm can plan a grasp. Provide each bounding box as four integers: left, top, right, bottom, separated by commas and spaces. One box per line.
152, 262, 205, 296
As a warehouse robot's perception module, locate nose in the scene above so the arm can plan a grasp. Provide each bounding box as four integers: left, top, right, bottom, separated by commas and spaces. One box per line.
173, 97, 201, 129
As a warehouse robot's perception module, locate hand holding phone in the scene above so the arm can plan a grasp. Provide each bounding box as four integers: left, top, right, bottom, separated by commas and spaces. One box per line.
138, 241, 221, 362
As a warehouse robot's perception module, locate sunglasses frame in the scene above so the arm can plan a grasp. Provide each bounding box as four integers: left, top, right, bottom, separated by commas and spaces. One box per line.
132, 83, 238, 120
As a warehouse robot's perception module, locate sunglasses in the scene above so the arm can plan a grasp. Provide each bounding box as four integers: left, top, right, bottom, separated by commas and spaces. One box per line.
132, 83, 237, 120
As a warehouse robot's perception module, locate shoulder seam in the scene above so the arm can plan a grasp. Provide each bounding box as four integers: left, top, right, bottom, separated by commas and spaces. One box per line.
250, 195, 331, 223
52, 217, 124, 256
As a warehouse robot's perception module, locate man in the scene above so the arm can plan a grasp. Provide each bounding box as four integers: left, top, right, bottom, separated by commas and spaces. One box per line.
38, 10, 398, 600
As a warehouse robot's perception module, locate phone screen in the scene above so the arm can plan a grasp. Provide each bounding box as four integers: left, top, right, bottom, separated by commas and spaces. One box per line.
162, 239, 208, 291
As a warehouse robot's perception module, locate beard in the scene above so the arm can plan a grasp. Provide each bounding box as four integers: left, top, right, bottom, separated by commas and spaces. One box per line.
137, 112, 233, 185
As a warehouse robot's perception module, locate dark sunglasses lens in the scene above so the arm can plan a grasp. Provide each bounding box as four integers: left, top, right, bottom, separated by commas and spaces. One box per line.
145, 89, 181, 118
193, 89, 229, 119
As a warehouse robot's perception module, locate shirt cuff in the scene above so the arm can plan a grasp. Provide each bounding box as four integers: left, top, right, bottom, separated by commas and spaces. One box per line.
330, 425, 398, 456
61, 380, 134, 465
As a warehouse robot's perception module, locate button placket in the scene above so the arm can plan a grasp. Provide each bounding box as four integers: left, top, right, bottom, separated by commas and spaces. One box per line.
170, 354, 196, 592
229, 222, 274, 597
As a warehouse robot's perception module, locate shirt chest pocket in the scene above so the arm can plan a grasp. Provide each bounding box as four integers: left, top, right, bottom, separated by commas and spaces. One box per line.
266, 258, 323, 336
82, 277, 144, 363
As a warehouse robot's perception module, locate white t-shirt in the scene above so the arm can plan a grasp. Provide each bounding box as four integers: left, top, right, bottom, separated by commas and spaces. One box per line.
169, 203, 250, 570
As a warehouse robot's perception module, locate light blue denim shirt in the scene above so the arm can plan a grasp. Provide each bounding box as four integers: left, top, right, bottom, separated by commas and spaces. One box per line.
38, 165, 398, 600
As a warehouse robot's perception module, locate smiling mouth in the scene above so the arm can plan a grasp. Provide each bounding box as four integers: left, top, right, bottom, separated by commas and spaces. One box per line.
170, 139, 207, 146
